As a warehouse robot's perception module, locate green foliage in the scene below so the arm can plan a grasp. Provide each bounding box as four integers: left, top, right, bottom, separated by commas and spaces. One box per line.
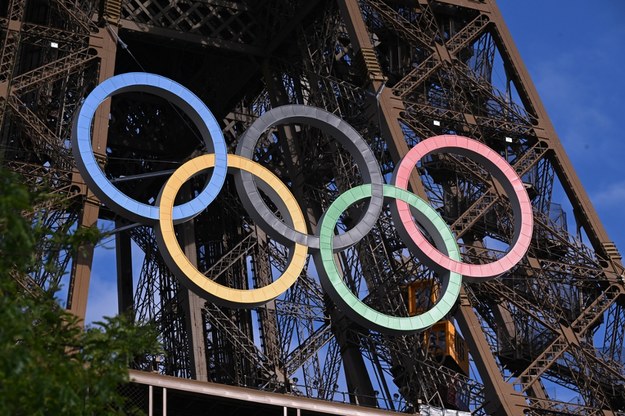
0, 169, 160, 415
0, 168, 38, 272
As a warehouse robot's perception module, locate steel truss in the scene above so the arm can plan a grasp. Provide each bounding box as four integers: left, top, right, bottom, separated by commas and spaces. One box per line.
2, 0, 624, 415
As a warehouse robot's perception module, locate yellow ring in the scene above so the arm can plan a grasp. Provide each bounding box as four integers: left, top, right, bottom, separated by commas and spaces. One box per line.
156, 154, 308, 307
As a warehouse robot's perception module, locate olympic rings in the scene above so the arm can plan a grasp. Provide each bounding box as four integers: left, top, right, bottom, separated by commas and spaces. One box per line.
314, 184, 462, 334
72, 73, 534, 333
155, 154, 308, 307
391, 135, 533, 281
234, 104, 384, 251
71, 72, 228, 224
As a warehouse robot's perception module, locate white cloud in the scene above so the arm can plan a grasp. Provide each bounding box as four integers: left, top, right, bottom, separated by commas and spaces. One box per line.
592, 181, 625, 207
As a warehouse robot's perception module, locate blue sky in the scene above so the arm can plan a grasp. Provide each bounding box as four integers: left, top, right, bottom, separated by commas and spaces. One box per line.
85, 2, 625, 322
499, 1, 625, 255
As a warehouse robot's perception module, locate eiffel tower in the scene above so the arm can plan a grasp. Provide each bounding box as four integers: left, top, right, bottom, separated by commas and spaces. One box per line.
1, 0, 624, 414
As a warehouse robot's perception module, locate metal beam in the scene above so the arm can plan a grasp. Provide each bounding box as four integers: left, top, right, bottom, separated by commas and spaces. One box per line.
116, 220, 135, 315
118, 19, 265, 56
455, 289, 526, 415
67, 26, 118, 322
129, 369, 404, 416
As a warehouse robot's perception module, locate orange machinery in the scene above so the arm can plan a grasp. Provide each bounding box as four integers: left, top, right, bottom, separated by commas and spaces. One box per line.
405, 280, 469, 376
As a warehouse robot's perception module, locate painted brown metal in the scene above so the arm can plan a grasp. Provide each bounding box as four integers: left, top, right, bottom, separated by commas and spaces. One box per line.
67, 26, 118, 321
2, 0, 624, 414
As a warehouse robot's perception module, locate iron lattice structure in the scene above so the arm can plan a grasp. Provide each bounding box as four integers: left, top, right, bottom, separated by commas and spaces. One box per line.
1, 0, 624, 414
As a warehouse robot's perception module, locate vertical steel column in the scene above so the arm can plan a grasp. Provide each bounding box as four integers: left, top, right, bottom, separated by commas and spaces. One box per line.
115, 220, 135, 315
179, 220, 209, 381
253, 229, 285, 383
456, 289, 526, 415
0, 0, 25, 133
67, 26, 117, 321
332, 315, 377, 407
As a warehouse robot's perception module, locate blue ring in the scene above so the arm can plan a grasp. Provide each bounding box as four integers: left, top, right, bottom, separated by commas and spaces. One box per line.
71, 73, 228, 224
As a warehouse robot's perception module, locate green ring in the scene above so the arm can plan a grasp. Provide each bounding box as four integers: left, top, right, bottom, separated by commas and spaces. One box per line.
315, 184, 462, 334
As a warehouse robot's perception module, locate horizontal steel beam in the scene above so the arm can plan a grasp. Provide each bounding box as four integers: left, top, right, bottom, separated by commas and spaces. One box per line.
129, 370, 403, 416
118, 19, 265, 56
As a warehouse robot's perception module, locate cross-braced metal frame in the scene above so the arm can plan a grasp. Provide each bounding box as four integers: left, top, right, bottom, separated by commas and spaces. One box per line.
1, 0, 624, 415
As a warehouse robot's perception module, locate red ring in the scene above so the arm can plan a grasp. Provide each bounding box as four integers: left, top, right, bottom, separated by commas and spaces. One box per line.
392, 135, 533, 280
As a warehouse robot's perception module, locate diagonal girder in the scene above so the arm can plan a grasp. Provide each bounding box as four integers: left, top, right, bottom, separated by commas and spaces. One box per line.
392, 54, 438, 98
20, 22, 89, 50
52, 0, 98, 34
10, 48, 97, 93
362, 0, 435, 50
446, 14, 490, 55
562, 346, 616, 410
393, 13, 490, 99
7, 95, 73, 170
449, 141, 549, 238
483, 279, 559, 334
0, 0, 25, 82
202, 232, 258, 282
603, 302, 625, 363
512, 284, 624, 393
202, 302, 275, 379
284, 323, 333, 376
